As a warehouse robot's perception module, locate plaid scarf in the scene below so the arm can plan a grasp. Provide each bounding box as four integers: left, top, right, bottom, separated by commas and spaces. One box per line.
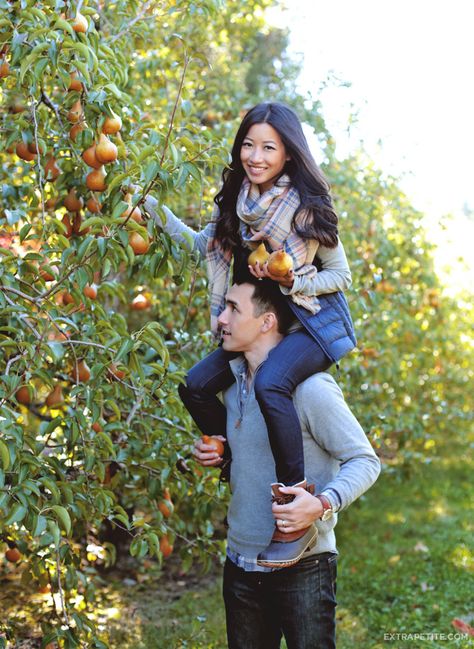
206, 175, 319, 333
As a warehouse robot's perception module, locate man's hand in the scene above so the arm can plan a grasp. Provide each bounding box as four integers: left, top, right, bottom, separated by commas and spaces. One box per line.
193, 435, 226, 467
272, 485, 323, 533
248, 261, 294, 288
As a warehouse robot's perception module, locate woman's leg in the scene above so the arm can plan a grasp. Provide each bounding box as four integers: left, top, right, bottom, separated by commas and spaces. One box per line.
254, 331, 331, 486
178, 346, 238, 438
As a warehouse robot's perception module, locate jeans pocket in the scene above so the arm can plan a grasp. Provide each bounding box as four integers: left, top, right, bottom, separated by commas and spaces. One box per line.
324, 553, 338, 600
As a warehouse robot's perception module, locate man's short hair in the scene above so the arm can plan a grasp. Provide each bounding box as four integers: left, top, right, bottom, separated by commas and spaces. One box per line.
233, 262, 294, 335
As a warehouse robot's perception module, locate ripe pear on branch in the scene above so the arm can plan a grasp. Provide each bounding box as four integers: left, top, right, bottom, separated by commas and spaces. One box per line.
86, 167, 107, 191
67, 99, 83, 124
267, 250, 294, 277
72, 12, 88, 33
248, 243, 270, 267
95, 133, 118, 164
82, 144, 102, 169
45, 384, 64, 407
44, 156, 61, 181
70, 359, 91, 383
102, 111, 122, 134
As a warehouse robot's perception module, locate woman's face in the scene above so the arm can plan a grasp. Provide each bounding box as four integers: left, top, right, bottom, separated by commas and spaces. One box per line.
240, 122, 290, 193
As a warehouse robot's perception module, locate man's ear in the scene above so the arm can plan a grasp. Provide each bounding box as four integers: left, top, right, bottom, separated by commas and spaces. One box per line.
261, 312, 277, 333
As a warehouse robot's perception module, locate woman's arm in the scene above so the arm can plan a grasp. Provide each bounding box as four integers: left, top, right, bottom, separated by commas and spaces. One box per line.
144, 196, 211, 256
280, 238, 352, 297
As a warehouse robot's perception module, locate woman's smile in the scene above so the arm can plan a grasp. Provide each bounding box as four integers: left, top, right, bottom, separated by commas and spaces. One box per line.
240, 122, 289, 192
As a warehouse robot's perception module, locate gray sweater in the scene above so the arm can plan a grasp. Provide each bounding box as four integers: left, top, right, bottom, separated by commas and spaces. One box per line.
224, 358, 381, 559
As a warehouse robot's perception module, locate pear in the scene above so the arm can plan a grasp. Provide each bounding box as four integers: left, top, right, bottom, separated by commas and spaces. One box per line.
69, 121, 86, 141
131, 293, 150, 310
95, 133, 118, 164
68, 73, 83, 92
44, 156, 61, 181
82, 144, 102, 169
70, 359, 91, 383
0, 58, 10, 78
16, 142, 36, 162
15, 385, 33, 405
72, 11, 88, 33
121, 195, 143, 223
248, 243, 270, 267
64, 188, 83, 212
83, 284, 97, 299
129, 232, 150, 255
45, 384, 64, 407
102, 111, 122, 134
86, 167, 106, 191
86, 196, 101, 213
267, 250, 293, 277
67, 99, 83, 123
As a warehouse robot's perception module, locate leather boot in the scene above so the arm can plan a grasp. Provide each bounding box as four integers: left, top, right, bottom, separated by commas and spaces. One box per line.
256, 479, 318, 569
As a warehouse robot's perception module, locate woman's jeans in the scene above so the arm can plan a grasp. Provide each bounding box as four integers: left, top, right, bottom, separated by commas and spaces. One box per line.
223, 553, 337, 649
178, 330, 331, 485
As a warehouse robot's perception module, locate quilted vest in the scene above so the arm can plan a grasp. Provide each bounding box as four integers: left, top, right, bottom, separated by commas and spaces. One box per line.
287, 291, 357, 363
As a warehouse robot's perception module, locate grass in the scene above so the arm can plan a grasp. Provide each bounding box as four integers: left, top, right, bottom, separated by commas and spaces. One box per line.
106, 434, 474, 649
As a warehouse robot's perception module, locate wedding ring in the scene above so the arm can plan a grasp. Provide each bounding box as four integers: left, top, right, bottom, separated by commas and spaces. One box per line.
281, 519, 287, 527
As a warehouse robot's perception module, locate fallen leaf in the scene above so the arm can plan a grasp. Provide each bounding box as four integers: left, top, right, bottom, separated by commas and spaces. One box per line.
452, 618, 474, 637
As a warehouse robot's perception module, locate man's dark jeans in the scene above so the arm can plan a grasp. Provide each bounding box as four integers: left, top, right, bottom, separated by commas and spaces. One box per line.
223, 553, 337, 649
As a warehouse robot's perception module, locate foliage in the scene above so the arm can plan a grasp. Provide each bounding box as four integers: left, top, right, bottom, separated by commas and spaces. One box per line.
0, 0, 300, 645
326, 149, 474, 466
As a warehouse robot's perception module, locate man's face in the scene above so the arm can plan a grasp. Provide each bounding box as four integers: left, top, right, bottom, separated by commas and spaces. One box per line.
217, 283, 265, 353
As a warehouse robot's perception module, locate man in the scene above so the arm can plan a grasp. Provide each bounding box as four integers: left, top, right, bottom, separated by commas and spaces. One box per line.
192, 276, 381, 649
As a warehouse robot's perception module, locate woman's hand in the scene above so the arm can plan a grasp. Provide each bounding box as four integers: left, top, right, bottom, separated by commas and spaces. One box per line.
248, 261, 294, 288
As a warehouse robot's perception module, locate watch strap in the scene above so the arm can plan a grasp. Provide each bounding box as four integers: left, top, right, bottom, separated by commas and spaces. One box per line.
315, 493, 333, 519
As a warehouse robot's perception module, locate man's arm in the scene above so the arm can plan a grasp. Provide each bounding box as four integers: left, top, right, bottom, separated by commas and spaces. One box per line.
296, 373, 381, 509
272, 373, 380, 533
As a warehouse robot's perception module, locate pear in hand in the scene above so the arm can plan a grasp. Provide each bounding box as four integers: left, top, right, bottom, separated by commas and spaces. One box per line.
267, 250, 293, 277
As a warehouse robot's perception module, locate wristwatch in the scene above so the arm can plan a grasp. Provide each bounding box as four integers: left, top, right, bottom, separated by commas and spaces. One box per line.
315, 493, 334, 521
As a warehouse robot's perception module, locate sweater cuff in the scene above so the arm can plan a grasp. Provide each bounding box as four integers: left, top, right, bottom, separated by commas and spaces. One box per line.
321, 488, 342, 513
279, 274, 303, 296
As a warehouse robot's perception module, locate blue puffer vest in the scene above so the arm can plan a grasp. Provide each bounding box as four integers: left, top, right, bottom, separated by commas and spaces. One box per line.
287, 292, 357, 364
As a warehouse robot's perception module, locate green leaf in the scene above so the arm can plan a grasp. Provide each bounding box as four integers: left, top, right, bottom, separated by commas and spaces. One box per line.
97, 431, 115, 456
51, 505, 71, 535
112, 200, 129, 219
4, 502, 28, 525
32, 514, 47, 536
115, 337, 134, 362
144, 160, 160, 185
0, 440, 10, 470
39, 477, 61, 503
55, 17, 75, 37
47, 519, 61, 547
19, 223, 33, 242
105, 82, 123, 99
